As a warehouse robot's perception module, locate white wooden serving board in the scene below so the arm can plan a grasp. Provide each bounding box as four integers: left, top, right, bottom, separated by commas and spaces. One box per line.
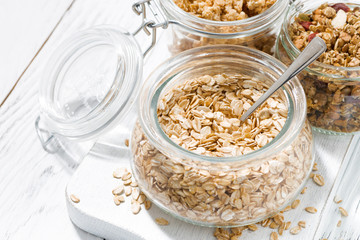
65, 121, 360, 240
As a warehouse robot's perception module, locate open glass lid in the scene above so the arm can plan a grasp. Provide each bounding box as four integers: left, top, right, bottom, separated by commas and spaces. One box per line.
38, 26, 143, 141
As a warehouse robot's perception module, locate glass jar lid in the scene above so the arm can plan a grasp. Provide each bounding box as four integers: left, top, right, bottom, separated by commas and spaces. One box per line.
39, 26, 143, 140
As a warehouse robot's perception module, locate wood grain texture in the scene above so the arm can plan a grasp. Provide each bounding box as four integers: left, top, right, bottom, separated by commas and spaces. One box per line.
0, 0, 75, 104
314, 135, 360, 240
0, 0, 145, 239
0, 0, 359, 239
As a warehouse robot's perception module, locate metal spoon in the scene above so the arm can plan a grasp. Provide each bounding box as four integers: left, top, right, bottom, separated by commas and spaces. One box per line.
240, 37, 327, 122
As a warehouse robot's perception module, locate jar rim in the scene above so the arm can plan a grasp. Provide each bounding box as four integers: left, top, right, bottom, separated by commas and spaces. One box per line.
138, 45, 307, 164
281, 1, 360, 76
160, 0, 289, 35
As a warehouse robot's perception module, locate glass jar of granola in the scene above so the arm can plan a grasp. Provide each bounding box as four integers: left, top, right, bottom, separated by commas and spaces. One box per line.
276, 0, 360, 134
136, 0, 289, 55
131, 45, 314, 227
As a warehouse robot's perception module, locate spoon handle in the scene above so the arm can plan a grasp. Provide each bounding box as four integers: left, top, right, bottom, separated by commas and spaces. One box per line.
240, 37, 327, 122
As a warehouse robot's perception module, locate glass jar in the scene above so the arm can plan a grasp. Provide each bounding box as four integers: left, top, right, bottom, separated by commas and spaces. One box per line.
157, 0, 289, 55
275, 0, 360, 135
36, 10, 313, 228
131, 45, 314, 227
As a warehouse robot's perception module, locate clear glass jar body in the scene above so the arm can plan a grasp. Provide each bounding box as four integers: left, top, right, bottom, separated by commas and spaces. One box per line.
130, 45, 314, 227
159, 0, 289, 55
275, 0, 360, 135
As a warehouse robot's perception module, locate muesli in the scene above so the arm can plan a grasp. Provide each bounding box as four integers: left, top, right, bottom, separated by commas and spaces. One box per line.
170, 0, 280, 54
286, 3, 360, 133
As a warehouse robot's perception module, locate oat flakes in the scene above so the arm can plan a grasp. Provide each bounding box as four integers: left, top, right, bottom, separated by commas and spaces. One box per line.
132, 73, 313, 225
155, 217, 169, 226
70, 194, 80, 203
305, 206, 317, 213
339, 206, 348, 217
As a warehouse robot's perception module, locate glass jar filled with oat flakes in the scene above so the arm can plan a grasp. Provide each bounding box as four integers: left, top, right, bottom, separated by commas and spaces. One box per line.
276, 0, 360, 134
135, 0, 289, 55
131, 45, 314, 227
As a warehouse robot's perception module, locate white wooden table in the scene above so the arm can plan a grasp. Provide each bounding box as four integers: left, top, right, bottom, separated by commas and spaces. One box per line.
0, 1, 359, 240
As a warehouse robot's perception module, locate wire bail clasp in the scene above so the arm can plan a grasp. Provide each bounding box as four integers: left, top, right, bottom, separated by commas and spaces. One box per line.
35, 116, 60, 154
132, 0, 168, 56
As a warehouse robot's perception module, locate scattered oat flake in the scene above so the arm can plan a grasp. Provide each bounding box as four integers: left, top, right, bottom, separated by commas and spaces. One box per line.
290, 226, 301, 235
313, 174, 325, 186
125, 139, 129, 147
145, 199, 152, 210
125, 187, 132, 196
247, 224, 258, 231
132, 188, 140, 200
231, 235, 242, 240
278, 223, 285, 236
214, 228, 230, 240
270, 232, 279, 240
123, 179, 132, 185
131, 202, 141, 214
273, 214, 284, 225
337, 220, 342, 227
312, 162, 318, 171
291, 199, 300, 209
298, 221, 306, 228
112, 185, 124, 195
305, 207, 317, 213
113, 195, 124, 206
113, 167, 127, 179
283, 205, 292, 212
138, 194, 146, 204
122, 171, 132, 181
339, 207, 348, 217
310, 173, 315, 178
270, 221, 279, 229
285, 221, 291, 230
155, 217, 169, 226
301, 187, 307, 194
70, 194, 80, 203
334, 195, 342, 204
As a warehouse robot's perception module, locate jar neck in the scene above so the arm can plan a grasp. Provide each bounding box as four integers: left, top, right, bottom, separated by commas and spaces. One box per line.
138, 45, 307, 168
159, 0, 289, 37
278, 0, 360, 80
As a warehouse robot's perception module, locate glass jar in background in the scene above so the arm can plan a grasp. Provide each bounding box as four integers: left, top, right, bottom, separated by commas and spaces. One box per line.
275, 0, 360, 135
157, 0, 289, 55
131, 45, 314, 227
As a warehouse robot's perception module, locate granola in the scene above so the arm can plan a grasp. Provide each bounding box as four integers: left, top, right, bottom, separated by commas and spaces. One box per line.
169, 0, 280, 54
131, 73, 313, 226
277, 2, 360, 133
173, 0, 276, 21
290, 3, 360, 67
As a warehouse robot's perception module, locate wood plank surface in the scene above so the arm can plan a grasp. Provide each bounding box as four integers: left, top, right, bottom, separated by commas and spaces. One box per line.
65, 124, 355, 240
0, 0, 145, 239
0, 0, 359, 239
0, 0, 75, 104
